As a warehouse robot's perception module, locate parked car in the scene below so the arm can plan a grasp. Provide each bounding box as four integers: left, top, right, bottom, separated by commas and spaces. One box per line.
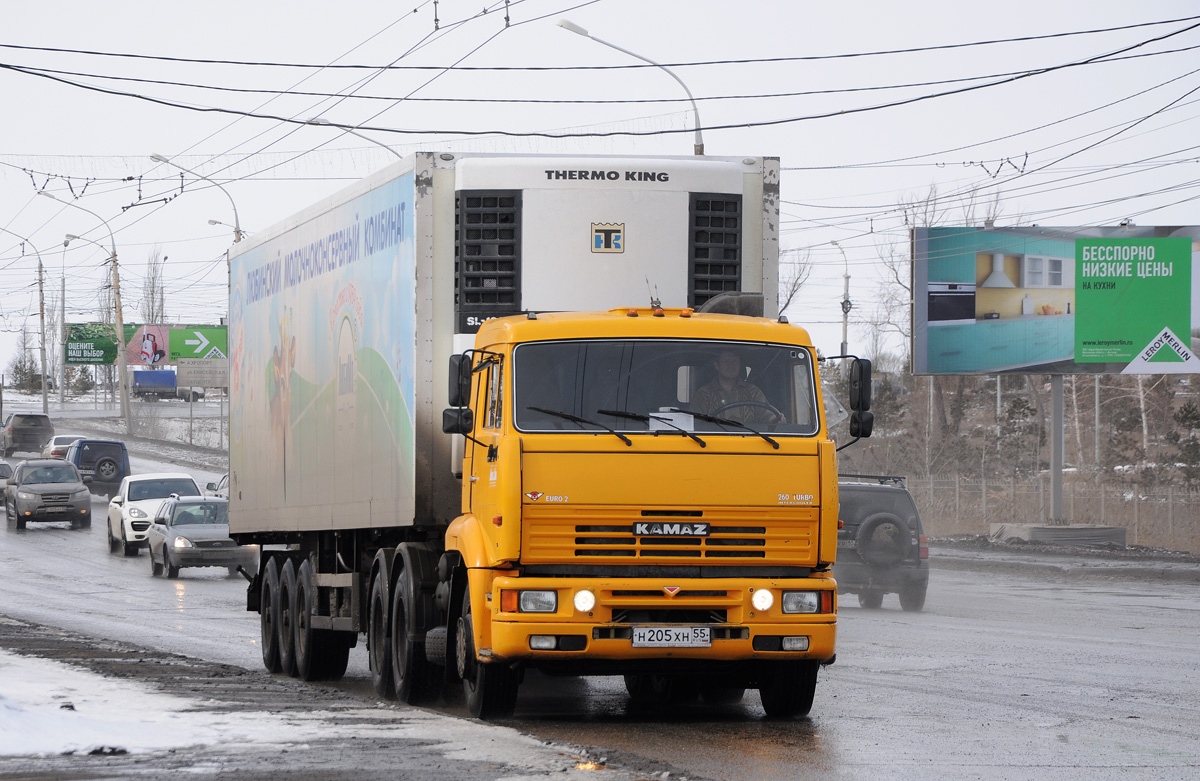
108, 472, 202, 557
64, 439, 130, 497
205, 473, 229, 499
4, 458, 92, 530
42, 435, 84, 459
834, 475, 929, 612
147, 496, 256, 578
2, 413, 54, 457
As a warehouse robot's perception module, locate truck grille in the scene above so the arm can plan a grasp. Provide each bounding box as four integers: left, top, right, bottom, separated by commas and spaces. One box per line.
522, 506, 816, 565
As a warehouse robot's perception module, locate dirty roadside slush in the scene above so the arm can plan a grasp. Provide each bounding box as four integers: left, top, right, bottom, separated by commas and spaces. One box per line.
0, 618, 657, 780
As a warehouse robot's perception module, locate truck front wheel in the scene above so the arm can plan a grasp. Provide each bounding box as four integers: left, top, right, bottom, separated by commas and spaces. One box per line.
758, 660, 819, 718
456, 592, 518, 719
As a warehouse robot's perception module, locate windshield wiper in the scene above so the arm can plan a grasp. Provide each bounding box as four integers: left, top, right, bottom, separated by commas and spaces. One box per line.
670, 408, 779, 450
526, 406, 632, 446
597, 409, 706, 448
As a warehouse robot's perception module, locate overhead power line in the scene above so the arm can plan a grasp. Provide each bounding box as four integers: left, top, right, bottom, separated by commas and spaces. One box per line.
2, 14, 1197, 70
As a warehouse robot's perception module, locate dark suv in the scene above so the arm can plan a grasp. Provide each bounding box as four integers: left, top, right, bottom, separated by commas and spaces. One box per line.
835, 475, 929, 612
65, 439, 131, 498
2, 413, 54, 457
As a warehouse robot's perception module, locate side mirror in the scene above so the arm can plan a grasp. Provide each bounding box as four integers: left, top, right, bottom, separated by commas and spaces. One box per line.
206, 482, 217, 491
112, 496, 124, 505
849, 358, 872, 412
448, 354, 472, 407
849, 410, 874, 438
442, 407, 474, 435
82, 476, 93, 485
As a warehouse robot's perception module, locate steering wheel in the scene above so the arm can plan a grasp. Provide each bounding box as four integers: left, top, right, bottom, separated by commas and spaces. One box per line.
712, 400, 784, 424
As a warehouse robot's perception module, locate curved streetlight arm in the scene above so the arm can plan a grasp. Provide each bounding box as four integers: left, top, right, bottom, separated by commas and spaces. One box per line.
305, 118, 406, 161
150, 153, 243, 242
41, 192, 132, 432
558, 19, 704, 155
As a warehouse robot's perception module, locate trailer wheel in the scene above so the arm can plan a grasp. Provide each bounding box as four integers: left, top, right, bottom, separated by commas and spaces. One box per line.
278, 559, 299, 677
295, 559, 345, 681
758, 660, 819, 718
390, 563, 435, 704
457, 592, 518, 719
259, 558, 282, 673
367, 561, 395, 698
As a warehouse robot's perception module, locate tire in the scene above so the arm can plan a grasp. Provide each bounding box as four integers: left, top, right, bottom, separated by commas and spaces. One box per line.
95, 457, 120, 482
390, 561, 435, 704
121, 526, 139, 557
150, 544, 163, 577
457, 591, 519, 719
758, 661, 819, 718
623, 673, 654, 701
899, 580, 928, 613
79, 515, 90, 529
367, 561, 395, 699
260, 558, 282, 673
858, 590, 884, 610
854, 513, 910, 568
278, 559, 298, 677
165, 549, 180, 578
293, 559, 319, 681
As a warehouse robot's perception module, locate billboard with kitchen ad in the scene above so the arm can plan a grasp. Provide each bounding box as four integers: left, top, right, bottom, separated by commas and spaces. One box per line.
912, 226, 1200, 376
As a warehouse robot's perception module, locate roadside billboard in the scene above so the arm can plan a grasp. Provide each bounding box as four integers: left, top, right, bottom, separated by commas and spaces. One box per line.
912, 226, 1200, 375
65, 323, 228, 369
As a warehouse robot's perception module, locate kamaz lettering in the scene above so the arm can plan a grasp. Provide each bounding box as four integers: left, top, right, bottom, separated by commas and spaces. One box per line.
634, 522, 710, 537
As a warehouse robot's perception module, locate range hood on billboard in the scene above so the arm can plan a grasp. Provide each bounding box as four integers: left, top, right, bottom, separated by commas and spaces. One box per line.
980, 252, 1016, 288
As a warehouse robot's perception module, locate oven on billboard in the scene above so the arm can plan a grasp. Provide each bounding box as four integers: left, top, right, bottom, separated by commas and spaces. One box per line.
928, 283, 976, 325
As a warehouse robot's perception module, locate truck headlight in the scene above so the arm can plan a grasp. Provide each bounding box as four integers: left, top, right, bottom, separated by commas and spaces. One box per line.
751, 589, 774, 611
173, 537, 194, 549
518, 590, 558, 613
573, 589, 596, 612
782, 591, 820, 614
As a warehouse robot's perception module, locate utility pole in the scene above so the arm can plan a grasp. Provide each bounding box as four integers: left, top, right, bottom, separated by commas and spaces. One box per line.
37, 259, 48, 413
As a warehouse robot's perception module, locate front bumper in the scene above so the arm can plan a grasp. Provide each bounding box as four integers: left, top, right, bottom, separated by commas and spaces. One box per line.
481, 574, 836, 665
170, 546, 257, 569
19, 504, 90, 522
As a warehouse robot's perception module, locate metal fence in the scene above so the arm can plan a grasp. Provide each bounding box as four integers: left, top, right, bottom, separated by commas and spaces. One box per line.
907, 475, 1200, 555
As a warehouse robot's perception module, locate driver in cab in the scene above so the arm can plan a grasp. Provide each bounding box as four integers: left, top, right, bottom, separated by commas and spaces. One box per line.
692, 349, 780, 426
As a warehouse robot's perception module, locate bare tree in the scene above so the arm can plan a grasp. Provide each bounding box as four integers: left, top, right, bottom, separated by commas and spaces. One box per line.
141, 247, 166, 324
778, 247, 813, 314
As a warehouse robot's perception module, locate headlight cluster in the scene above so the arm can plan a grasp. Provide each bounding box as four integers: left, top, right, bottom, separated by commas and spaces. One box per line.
751, 589, 825, 613
128, 507, 148, 518
173, 537, 194, 549
17, 491, 35, 501
500, 589, 558, 613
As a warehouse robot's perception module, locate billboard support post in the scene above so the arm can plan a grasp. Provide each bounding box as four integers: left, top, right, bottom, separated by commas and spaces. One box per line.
1050, 375, 1064, 522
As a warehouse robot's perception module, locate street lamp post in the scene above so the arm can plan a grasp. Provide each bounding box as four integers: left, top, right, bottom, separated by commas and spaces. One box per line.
558, 19, 705, 156
0, 228, 48, 413
150, 154, 243, 244
40, 190, 132, 433
305, 118, 406, 160
830, 240, 852, 377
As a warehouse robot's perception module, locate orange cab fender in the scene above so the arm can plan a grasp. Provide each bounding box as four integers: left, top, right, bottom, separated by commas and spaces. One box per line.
445, 513, 494, 569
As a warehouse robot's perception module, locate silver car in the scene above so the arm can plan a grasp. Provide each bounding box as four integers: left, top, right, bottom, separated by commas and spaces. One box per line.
147, 496, 256, 578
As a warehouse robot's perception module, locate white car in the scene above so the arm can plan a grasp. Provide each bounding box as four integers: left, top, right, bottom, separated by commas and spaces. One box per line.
42, 435, 83, 458
206, 473, 229, 499
107, 472, 202, 557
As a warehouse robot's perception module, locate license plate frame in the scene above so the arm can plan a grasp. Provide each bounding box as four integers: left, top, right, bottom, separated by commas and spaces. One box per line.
630, 626, 711, 648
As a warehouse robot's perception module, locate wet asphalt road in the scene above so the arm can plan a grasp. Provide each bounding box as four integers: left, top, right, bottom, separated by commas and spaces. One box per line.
2, 406, 1199, 778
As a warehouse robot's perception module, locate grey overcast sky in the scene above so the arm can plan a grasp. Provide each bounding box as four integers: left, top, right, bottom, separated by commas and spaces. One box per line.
3, 0, 1199, 375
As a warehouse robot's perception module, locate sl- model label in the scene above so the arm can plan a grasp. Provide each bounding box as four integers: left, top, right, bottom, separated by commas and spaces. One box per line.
634, 522, 710, 537
778, 493, 815, 505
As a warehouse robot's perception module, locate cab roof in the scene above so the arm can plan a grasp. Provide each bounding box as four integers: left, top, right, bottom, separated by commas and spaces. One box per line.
474, 307, 814, 348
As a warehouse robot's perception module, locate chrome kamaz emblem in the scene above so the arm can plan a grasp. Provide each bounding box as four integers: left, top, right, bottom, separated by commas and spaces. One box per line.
634, 522, 709, 537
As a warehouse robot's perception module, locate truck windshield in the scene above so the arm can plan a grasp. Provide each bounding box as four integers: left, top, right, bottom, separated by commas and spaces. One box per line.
513, 340, 819, 436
